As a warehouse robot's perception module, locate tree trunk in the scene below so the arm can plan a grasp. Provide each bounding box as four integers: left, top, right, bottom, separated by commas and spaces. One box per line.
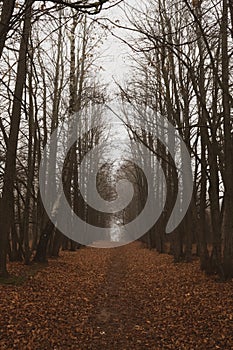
222, 0, 233, 279
0, 0, 15, 59
0, 0, 32, 277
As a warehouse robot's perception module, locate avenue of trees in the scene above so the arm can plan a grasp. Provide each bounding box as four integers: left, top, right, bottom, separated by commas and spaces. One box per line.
0, 0, 232, 281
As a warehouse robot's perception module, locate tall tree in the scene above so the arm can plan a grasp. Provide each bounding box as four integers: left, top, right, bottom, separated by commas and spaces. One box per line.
0, 0, 33, 277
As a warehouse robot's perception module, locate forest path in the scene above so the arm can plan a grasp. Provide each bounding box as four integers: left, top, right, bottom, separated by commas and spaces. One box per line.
0, 241, 233, 349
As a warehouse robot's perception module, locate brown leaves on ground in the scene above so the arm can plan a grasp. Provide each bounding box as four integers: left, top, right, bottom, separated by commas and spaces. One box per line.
0, 241, 233, 349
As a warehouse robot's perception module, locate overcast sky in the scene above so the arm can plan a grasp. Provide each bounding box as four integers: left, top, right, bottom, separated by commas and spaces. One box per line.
96, 0, 135, 90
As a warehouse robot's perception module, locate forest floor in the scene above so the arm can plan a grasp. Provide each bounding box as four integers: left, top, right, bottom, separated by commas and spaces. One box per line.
0, 241, 233, 350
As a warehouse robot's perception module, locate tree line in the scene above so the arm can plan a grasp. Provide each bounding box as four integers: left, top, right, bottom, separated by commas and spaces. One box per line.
0, 0, 232, 282
0, 0, 117, 277
115, 0, 233, 280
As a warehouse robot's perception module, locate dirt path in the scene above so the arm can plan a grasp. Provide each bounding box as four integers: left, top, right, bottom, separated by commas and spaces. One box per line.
0, 241, 233, 349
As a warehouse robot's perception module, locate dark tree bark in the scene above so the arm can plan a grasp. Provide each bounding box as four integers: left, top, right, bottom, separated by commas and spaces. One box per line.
0, 0, 15, 59
33, 220, 54, 262
0, 0, 32, 277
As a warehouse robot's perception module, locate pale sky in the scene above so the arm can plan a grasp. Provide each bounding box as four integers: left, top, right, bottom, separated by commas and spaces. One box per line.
96, 0, 135, 90
92, 1, 137, 165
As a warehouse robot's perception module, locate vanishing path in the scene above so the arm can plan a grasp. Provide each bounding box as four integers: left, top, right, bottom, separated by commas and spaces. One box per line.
0, 241, 233, 349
